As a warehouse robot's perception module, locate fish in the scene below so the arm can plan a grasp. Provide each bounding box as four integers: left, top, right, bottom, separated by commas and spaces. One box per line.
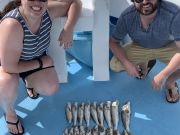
97, 102, 105, 135
63, 127, 69, 135
92, 125, 98, 135
98, 125, 105, 135
104, 101, 112, 128
121, 101, 132, 135
113, 129, 120, 135
105, 127, 113, 135
84, 102, 91, 128
85, 126, 91, 135
65, 102, 72, 124
79, 125, 86, 135
97, 102, 104, 127
136, 61, 153, 79
90, 102, 99, 125
68, 127, 74, 135
74, 126, 80, 135
78, 102, 85, 126
72, 102, 78, 126
122, 130, 129, 135
111, 100, 119, 130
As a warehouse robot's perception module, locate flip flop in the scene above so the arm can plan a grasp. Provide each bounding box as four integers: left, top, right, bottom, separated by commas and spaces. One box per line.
4, 114, 24, 135
26, 87, 39, 99
137, 59, 156, 79
166, 83, 179, 103
21, 79, 39, 99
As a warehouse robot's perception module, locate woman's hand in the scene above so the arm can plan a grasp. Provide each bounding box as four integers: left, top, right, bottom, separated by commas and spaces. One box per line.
59, 28, 73, 49
40, 55, 54, 68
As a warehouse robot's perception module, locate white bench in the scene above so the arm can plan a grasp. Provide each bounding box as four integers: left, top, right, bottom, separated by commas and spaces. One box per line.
48, 0, 110, 83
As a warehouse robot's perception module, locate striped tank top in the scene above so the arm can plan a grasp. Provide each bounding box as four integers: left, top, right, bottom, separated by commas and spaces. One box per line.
2, 8, 52, 61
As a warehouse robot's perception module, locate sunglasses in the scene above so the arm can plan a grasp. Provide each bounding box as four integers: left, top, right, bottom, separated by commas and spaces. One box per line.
131, 0, 144, 3
28, 0, 47, 2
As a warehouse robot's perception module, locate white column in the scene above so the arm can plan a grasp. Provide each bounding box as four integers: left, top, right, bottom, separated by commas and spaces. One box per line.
48, 18, 68, 83
92, 0, 110, 81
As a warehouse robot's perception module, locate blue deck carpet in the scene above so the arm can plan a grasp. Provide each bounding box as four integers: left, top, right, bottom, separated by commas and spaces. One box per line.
0, 58, 180, 135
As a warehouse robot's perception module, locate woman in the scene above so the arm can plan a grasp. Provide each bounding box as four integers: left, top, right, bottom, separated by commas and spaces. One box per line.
0, 0, 82, 134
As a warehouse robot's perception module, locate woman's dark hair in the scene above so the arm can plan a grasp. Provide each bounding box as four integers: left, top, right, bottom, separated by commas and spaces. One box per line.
131, 0, 162, 2
0, 12, 2, 19
0, 0, 21, 19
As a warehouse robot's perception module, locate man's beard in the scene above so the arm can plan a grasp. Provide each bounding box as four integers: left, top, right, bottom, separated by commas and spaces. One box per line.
136, 2, 158, 15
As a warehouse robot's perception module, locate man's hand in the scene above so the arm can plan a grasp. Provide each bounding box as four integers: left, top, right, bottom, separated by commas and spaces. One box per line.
124, 61, 140, 78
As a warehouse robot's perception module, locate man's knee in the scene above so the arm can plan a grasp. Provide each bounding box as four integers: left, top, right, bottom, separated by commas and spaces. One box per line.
110, 56, 124, 72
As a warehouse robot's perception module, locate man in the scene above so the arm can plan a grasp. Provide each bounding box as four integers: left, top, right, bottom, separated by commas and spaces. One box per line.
109, 0, 180, 103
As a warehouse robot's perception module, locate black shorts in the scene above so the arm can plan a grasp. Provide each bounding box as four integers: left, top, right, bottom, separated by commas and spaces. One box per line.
1, 52, 54, 83
19, 52, 54, 83
19, 65, 54, 83
0, 64, 54, 83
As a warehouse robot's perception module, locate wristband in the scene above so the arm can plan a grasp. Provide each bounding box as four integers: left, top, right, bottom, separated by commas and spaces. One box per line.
37, 58, 43, 69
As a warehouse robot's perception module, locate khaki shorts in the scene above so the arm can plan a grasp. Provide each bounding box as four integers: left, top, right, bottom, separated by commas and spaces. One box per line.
110, 42, 178, 72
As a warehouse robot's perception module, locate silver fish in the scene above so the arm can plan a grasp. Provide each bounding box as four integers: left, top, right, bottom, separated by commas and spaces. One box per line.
72, 102, 78, 126
97, 103, 104, 127
63, 127, 69, 135
98, 125, 105, 135
105, 127, 113, 135
104, 101, 112, 128
111, 100, 119, 130
85, 127, 91, 135
65, 102, 72, 124
78, 102, 85, 126
121, 101, 131, 135
90, 102, 99, 125
137, 62, 149, 79
84, 102, 91, 128
113, 130, 120, 135
122, 130, 129, 135
91, 125, 98, 135
79, 125, 86, 135
74, 126, 80, 135
69, 127, 74, 135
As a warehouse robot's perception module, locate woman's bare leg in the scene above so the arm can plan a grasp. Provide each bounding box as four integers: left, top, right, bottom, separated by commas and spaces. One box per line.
0, 68, 23, 134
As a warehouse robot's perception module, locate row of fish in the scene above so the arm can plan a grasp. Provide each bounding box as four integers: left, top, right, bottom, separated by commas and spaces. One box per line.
63, 100, 132, 135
